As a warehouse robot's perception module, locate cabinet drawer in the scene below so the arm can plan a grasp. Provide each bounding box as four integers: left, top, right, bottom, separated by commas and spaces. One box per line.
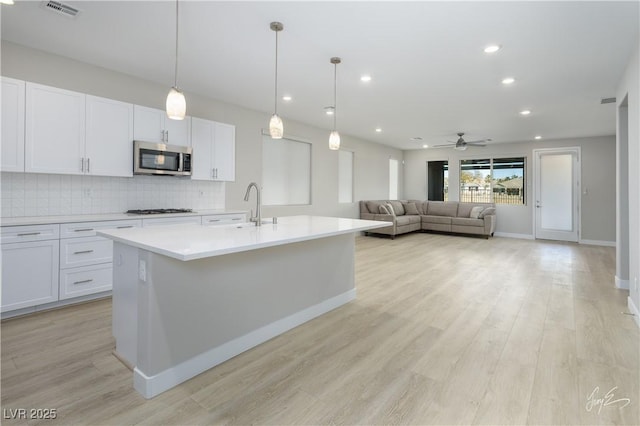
60, 263, 112, 300
60, 236, 112, 268
201, 214, 246, 226
1, 224, 59, 243
60, 219, 141, 238
142, 216, 201, 227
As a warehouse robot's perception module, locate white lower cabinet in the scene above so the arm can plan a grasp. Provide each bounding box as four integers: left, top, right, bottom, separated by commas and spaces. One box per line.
1, 225, 60, 312
201, 213, 246, 226
59, 219, 141, 301
142, 216, 202, 227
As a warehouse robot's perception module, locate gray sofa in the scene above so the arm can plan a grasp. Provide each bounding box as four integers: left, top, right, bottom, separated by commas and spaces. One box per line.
359, 200, 496, 239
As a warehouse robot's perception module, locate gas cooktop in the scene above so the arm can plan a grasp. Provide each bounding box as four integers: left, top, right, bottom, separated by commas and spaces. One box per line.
126, 208, 194, 215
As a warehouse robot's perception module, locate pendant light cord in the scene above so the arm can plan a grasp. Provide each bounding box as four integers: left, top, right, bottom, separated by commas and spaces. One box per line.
174, 0, 179, 88
333, 62, 337, 130
274, 29, 279, 114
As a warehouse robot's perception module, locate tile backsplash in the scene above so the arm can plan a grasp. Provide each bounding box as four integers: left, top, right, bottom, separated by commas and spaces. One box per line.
1, 172, 225, 217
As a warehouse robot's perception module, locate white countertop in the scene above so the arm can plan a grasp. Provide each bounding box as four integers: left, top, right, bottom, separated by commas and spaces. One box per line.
0, 209, 247, 227
98, 215, 392, 261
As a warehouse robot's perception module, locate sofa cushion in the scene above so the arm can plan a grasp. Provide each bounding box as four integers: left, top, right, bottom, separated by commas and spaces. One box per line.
396, 215, 421, 226
403, 202, 420, 215
451, 217, 484, 226
385, 203, 396, 216
388, 201, 405, 216
470, 206, 484, 219
366, 201, 384, 214
457, 202, 493, 218
379, 204, 391, 214
421, 215, 452, 225
479, 207, 496, 218
427, 202, 458, 217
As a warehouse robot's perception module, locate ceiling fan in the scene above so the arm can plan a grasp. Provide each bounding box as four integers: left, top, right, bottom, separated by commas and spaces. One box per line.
432, 132, 490, 151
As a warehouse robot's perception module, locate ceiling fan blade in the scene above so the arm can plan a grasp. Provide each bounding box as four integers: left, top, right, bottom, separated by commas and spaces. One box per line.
464, 139, 487, 144
432, 143, 456, 148
467, 142, 487, 146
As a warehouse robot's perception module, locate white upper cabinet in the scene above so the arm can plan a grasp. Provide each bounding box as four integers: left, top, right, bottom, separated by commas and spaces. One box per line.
25, 82, 85, 175
85, 95, 134, 177
190, 117, 235, 181
1, 77, 25, 172
213, 122, 235, 182
133, 105, 190, 147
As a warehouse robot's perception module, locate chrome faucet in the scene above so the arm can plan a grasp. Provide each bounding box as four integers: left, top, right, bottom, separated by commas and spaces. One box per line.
243, 182, 262, 226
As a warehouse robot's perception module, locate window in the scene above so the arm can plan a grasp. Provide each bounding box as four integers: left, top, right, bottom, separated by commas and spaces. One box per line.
338, 150, 354, 203
427, 160, 448, 201
389, 158, 399, 200
262, 135, 311, 205
460, 157, 525, 205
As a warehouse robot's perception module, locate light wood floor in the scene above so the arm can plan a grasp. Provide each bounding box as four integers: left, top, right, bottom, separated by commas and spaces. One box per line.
2, 233, 639, 425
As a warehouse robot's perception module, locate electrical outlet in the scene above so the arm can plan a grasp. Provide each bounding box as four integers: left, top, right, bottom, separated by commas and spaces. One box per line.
199, 190, 204, 197
139, 260, 147, 282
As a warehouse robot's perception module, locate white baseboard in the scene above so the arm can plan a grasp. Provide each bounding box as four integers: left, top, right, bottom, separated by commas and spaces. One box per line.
628, 297, 640, 329
133, 288, 357, 399
580, 239, 616, 247
616, 276, 630, 290
493, 232, 534, 240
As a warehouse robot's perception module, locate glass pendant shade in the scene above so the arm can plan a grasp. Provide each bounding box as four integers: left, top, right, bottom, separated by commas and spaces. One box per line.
329, 130, 341, 150
269, 113, 284, 139
166, 87, 186, 120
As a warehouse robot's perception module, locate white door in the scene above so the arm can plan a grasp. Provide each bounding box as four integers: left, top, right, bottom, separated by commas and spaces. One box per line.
213, 122, 235, 181
85, 95, 134, 177
25, 83, 86, 174
1, 77, 25, 172
534, 148, 580, 242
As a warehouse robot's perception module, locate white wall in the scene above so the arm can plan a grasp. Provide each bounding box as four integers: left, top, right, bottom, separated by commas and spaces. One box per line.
404, 135, 616, 242
616, 42, 640, 321
1, 41, 402, 219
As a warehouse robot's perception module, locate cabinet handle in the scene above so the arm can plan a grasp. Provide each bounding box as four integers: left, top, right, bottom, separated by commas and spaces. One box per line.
116, 226, 134, 229
17, 232, 41, 237
165, 130, 169, 141
87, 158, 90, 173
207, 219, 221, 222
73, 279, 93, 285
232, 217, 242, 221
74, 228, 94, 232
73, 250, 94, 255
81, 158, 85, 173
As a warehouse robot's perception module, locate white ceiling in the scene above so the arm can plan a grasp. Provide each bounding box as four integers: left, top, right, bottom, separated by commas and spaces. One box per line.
2, 1, 638, 149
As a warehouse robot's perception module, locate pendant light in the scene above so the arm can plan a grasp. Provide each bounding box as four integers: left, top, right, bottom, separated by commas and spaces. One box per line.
329, 57, 341, 150
166, 0, 186, 120
269, 22, 284, 139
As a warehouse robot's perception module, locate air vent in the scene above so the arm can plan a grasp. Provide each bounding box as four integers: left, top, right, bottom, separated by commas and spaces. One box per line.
600, 97, 616, 104
41, 1, 80, 18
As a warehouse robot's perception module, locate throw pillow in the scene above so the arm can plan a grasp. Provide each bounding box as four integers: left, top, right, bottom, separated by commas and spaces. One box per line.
470, 206, 484, 219
403, 202, 420, 215
379, 204, 391, 214
388, 200, 405, 216
479, 207, 496, 218
385, 203, 396, 216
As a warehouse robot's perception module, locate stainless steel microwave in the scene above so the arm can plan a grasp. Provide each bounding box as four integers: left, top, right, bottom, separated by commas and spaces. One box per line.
133, 141, 192, 176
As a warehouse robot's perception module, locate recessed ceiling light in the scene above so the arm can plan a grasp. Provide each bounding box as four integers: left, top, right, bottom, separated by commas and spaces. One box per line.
535, 135, 542, 140
502, 77, 515, 85
375, 128, 382, 133
484, 44, 501, 53
520, 110, 531, 116
422, 144, 429, 148
324, 106, 335, 115
282, 95, 292, 101
360, 75, 372, 82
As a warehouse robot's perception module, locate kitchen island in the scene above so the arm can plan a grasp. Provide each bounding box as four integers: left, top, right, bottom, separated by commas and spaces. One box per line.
98, 215, 391, 398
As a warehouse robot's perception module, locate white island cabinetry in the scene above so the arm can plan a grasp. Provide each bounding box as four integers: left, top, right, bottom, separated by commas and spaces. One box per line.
99, 215, 391, 398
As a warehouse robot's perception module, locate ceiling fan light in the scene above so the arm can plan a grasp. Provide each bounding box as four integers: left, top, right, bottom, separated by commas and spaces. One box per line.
166, 87, 186, 120
454, 144, 468, 151
269, 113, 284, 139
329, 130, 341, 150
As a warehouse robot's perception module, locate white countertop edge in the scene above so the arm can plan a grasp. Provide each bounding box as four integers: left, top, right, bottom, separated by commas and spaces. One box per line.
98, 216, 392, 261
1, 209, 247, 227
